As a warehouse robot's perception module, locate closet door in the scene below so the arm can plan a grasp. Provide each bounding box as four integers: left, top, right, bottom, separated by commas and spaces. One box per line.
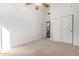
61, 15, 73, 44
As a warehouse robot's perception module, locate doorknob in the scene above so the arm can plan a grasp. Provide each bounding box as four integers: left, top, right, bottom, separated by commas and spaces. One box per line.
70, 30, 72, 32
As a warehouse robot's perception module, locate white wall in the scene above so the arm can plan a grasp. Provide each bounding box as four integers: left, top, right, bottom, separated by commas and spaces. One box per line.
0, 3, 46, 48
50, 3, 79, 46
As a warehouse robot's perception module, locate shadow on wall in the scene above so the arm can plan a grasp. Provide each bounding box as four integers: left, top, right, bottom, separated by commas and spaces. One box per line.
0, 25, 10, 53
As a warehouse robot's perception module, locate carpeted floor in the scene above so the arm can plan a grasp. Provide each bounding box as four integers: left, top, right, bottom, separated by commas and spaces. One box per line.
1, 39, 79, 56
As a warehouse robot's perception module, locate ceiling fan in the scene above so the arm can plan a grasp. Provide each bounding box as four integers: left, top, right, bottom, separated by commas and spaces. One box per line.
25, 3, 49, 10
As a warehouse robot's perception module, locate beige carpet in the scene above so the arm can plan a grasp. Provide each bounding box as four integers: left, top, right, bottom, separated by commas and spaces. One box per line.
1, 39, 79, 56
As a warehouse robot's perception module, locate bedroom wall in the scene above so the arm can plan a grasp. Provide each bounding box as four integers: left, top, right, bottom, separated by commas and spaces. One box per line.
0, 3, 46, 48
50, 3, 79, 46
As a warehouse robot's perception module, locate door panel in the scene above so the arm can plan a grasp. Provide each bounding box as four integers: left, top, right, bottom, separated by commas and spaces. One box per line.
0, 25, 2, 51
61, 15, 72, 44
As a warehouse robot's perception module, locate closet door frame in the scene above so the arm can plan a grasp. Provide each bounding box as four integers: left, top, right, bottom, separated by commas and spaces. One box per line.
61, 14, 74, 45
0, 25, 2, 52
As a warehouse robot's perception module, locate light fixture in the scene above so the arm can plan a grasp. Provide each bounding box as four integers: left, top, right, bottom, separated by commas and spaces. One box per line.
35, 3, 42, 6
35, 3, 42, 10
35, 3, 49, 10
25, 3, 49, 10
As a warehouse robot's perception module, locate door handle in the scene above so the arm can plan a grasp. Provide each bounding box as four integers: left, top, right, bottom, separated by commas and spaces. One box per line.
70, 30, 72, 32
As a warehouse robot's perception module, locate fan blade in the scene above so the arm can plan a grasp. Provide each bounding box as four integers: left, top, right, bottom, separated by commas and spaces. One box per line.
25, 3, 32, 5
42, 3, 49, 7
